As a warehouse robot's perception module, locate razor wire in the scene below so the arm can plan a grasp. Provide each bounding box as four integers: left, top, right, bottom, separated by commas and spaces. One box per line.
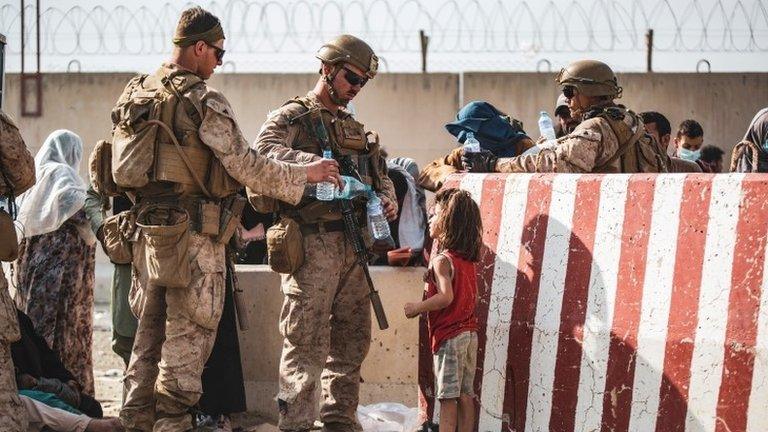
0, 0, 766, 70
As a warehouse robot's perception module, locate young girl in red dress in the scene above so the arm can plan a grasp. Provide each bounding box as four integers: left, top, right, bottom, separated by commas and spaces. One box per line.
404, 188, 483, 432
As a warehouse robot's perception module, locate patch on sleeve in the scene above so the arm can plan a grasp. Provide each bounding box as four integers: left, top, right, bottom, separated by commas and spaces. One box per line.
205, 97, 234, 118
569, 128, 602, 142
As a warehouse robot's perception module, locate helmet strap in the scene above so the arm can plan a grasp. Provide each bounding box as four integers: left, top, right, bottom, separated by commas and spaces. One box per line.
323, 64, 346, 106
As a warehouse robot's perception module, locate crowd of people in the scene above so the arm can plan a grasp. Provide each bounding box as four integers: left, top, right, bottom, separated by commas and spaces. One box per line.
1, 5, 767, 432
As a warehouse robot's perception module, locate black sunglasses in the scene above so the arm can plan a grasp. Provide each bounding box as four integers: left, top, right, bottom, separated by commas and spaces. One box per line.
343, 68, 368, 87
562, 85, 576, 99
205, 42, 226, 62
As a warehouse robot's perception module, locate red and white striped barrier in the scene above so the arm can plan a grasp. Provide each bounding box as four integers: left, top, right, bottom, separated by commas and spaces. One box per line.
418, 173, 768, 432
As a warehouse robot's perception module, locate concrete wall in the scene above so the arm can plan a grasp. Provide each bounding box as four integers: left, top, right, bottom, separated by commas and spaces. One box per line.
3, 72, 459, 174
235, 265, 424, 420
4, 71, 766, 303
6, 72, 765, 178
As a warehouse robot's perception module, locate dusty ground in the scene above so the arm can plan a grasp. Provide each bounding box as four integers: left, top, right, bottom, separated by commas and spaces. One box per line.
91, 304, 279, 431
91, 306, 124, 417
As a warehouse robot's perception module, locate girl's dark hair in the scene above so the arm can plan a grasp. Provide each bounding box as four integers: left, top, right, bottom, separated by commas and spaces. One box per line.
433, 188, 483, 262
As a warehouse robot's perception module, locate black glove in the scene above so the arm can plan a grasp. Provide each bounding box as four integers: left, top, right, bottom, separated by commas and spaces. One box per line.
461, 149, 498, 173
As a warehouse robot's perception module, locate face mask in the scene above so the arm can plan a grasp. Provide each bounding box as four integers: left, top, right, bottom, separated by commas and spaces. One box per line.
678, 147, 701, 161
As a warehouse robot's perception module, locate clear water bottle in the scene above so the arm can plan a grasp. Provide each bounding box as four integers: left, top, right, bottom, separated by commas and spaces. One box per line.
538, 111, 557, 141
315, 149, 335, 201
367, 193, 391, 241
463, 132, 481, 153
335, 175, 372, 200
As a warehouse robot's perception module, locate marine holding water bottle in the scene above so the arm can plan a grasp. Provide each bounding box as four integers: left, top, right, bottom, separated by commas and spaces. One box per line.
247, 34, 397, 432
462, 59, 671, 174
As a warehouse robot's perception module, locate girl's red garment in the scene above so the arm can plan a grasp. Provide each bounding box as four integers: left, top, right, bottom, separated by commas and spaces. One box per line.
425, 250, 479, 353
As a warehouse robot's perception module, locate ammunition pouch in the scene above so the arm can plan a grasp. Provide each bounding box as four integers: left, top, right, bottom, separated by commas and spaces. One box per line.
0, 208, 18, 262
135, 203, 192, 288
101, 210, 136, 265
89, 140, 125, 197
267, 217, 305, 274
334, 117, 367, 151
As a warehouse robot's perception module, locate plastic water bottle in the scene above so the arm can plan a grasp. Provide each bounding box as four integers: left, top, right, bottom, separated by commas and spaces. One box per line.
335, 175, 372, 200
367, 193, 391, 241
538, 111, 557, 141
463, 132, 481, 153
315, 149, 335, 201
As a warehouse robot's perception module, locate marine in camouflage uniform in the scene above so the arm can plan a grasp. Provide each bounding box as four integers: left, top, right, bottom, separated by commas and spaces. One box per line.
463, 60, 670, 174
0, 111, 35, 431
252, 35, 397, 432
117, 8, 338, 432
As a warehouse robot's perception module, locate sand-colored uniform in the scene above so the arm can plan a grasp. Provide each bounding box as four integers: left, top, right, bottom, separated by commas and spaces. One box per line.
253, 92, 396, 432
119, 64, 307, 432
495, 107, 666, 174
0, 111, 34, 431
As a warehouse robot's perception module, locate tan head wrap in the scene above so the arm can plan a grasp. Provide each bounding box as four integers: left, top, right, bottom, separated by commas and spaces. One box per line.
173, 22, 225, 47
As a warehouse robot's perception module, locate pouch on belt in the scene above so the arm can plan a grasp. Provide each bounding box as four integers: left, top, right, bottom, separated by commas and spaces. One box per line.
267, 217, 304, 274
215, 194, 247, 244
0, 209, 18, 262
136, 203, 192, 288
101, 210, 136, 264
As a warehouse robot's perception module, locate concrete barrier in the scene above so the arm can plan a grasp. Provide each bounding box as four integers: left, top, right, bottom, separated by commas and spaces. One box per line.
235, 265, 425, 421
419, 173, 768, 432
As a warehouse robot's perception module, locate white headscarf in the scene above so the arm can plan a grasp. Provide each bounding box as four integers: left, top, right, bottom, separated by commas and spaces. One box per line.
16, 130, 93, 243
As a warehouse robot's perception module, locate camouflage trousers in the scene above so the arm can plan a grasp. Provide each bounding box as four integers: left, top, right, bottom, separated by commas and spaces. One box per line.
0, 343, 27, 431
0, 268, 27, 431
120, 233, 225, 432
278, 231, 372, 432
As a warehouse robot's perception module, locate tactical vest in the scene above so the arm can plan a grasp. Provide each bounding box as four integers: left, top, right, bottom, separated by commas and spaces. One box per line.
588, 106, 670, 174
276, 95, 384, 224
109, 67, 240, 200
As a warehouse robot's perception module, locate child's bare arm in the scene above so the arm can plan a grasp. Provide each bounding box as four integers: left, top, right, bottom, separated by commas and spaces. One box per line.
404, 255, 454, 318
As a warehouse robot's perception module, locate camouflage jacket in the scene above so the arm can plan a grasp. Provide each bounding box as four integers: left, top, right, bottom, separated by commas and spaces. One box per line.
130, 64, 309, 205
252, 91, 397, 220
0, 111, 35, 197
0, 111, 33, 344
496, 107, 648, 173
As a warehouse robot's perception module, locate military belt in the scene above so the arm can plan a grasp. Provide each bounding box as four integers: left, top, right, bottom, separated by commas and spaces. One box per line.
137, 195, 221, 235
299, 219, 346, 236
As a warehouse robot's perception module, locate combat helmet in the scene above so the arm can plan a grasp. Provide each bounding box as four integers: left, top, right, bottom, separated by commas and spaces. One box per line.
316, 34, 378, 79
556, 60, 622, 98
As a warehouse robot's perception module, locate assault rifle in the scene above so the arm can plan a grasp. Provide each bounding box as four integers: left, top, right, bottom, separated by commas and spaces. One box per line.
308, 112, 389, 330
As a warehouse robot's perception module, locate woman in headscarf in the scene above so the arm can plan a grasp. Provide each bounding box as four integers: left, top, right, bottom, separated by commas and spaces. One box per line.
731, 107, 768, 172
12, 130, 96, 396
